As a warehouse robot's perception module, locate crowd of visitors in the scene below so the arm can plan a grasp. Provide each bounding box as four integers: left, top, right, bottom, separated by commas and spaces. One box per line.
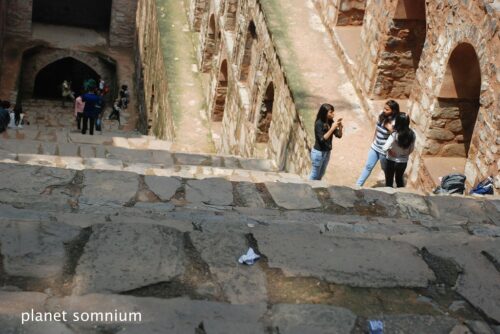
310, 100, 415, 189
64, 78, 128, 135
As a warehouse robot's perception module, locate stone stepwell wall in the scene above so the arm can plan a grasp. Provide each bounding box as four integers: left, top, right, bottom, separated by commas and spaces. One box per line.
135, 0, 175, 140
193, 0, 312, 175
406, 0, 499, 190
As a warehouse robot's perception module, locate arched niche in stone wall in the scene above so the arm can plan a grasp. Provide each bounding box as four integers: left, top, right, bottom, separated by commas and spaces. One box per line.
239, 20, 257, 83
20, 48, 117, 100
201, 13, 218, 72
372, 0, 427, 98
33, 57, 99, 99
426, 43, 481, 159
256, 82, 274, 143
212, 59, 228, 121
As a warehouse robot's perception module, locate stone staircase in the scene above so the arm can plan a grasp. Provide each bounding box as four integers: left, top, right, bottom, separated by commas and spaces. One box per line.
0, 100, 302, 183
0, 99, 499, 333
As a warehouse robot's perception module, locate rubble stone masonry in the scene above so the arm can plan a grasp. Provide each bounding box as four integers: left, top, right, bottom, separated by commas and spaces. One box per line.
191, 0, 312, 174
313, 0, 499, 190
406, 0, 499, 190
135, 0, 175, 140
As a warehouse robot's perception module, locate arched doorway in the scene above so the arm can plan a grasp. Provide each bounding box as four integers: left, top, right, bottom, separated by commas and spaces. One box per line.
256, 82, 274, 143
240, 21, 257, 84
420, 43, 481, 189
213, 59, 228, 121
33, 57, 99, 99
429, 43, 481, 158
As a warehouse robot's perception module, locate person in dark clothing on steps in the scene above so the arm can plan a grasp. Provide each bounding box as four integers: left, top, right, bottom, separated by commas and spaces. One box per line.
81, 86, 102, 136
309, 103, 343, 180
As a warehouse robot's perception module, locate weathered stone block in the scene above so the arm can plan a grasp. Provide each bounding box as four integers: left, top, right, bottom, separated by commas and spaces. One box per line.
427, 128, 455, 141
73, 223, 186, 295
441, 143, 466, 157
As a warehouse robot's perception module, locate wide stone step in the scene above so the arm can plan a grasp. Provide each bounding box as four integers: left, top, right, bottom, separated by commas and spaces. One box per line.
0, 152, 296, 183
0, 135, 279, 172
0, 194, 498, 327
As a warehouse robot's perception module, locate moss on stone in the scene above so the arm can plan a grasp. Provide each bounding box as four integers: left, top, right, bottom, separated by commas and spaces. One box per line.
156, 0, 199, 129
259, 0, 316, 139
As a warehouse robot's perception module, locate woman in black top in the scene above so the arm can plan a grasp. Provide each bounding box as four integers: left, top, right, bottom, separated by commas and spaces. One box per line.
309, 103, 343, 180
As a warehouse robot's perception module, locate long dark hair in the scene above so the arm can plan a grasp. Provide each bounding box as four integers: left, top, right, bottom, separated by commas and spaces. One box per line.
316, 103, 334, 126
394, 113, 414, 149
379, 99, 400, 123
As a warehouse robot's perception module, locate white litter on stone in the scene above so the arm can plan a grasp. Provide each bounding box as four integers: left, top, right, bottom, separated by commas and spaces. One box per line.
238, 247, 260, 265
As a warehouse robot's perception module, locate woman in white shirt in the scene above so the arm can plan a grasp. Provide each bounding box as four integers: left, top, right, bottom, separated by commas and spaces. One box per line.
382, 113, 415, 187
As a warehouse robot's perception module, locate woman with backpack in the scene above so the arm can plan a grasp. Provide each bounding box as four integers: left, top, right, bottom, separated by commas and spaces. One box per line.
309, 103, 343, 180
382, 112, 415, 188
356, 99, 400, 186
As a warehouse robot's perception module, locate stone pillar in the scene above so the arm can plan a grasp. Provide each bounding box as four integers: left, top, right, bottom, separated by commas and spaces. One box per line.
0, 0, 7, 72
189, 0, 209, 31
5, 0, 32, 38
109, 0, 138, 48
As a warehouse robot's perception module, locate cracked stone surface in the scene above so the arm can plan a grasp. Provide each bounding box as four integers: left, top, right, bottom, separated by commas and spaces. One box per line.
79, 170, 139, 207
185, 178, 233, 205
428, 196, 492, 224
424, 240, 500, 322
253, 226, 435, 288
144, 175, 181, 201
0, 164, 75, 209
270, 304, 357, 334
235, 182, 266, 207
379, 314, 459, 333
0, 221, 81, 278
396, 192, 432, 220
72, 223, 186, 295
328, 186, 358, 209
190, 231, 267, 304
44, 294, 267, 333
265, 182, 321, 209
359, 188, 399, 217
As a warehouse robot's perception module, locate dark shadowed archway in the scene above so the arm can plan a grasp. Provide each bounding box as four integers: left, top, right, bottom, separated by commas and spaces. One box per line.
256, 82, 274, 143
32, 0, 112, 30
213, 59, 228, 121
240, 21, 257, 83
33, 57, 99, 99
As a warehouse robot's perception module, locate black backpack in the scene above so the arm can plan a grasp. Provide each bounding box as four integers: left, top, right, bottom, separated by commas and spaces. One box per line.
433, 173, 466, 195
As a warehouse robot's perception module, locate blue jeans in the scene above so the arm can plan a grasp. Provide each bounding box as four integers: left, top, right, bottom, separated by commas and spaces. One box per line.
309, 148, 331, 180
356, 148, 387, 186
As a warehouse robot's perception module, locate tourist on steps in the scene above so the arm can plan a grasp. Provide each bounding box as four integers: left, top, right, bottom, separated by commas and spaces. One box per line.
61, 80, 75, 107
108, 98, 122, 125
81, 84, 102, 136
309, 103, 343, 181
74, 92, 85, 131
382, 113, 415, 188
119, 84, 129, 109
356, 99, 400, 187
